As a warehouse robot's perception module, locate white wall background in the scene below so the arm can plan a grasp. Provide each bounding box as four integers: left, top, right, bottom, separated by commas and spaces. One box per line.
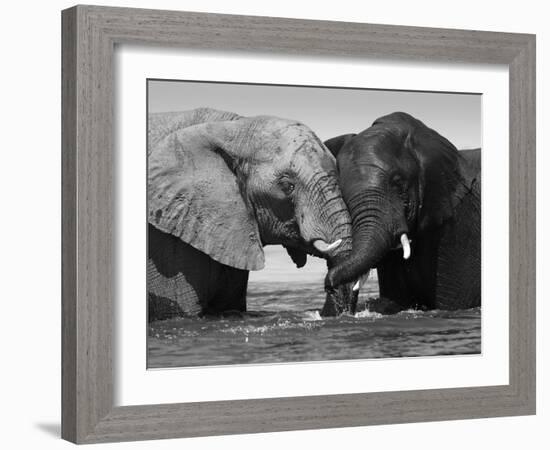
0, 1, 546, 449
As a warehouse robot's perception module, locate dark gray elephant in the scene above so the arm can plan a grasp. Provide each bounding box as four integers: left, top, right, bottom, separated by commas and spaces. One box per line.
323, 112, 481, 314
148, 108, 353, 320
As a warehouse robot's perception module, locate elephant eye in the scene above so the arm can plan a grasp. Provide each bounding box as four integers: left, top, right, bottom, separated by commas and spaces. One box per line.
280, 179, 295, 196
390, 174, 405, 190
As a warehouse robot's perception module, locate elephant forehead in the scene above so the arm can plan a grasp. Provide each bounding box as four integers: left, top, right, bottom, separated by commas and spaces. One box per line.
277, 125, 331, 160
252, 116, 299, 131
250, 118, 314, 145
241, 118, 334, 171
290, 145, 336, 174
359, 128, 403, 153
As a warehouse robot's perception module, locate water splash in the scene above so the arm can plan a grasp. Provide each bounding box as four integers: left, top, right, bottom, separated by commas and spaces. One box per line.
302, 310, 323, 321
354, 309, 383, 319
148, 281, 481, 368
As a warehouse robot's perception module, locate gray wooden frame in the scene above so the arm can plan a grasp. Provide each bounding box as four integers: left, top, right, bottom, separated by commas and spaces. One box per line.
62, 4, 536, 444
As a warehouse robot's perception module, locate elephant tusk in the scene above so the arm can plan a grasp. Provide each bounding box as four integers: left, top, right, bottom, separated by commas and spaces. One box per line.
352, 270, 370, 292
313, 238, 342, 253
401, 233, 411, 260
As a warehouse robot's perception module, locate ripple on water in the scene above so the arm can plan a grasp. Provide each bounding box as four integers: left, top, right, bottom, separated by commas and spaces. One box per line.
148, 281, 481, 368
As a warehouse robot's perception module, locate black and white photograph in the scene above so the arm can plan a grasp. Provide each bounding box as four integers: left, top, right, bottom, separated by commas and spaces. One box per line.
146, 80, 482, 368
2, 0, 543, 446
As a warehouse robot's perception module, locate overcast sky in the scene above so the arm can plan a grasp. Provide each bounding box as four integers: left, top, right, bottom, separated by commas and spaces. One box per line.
148, 79, 481, 284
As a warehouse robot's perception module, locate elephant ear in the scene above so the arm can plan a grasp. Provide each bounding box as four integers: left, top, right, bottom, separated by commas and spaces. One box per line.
406, 125, 469, 230
148, 122, 264, 271
324, 134, 356, 158
148, 108, 242, 155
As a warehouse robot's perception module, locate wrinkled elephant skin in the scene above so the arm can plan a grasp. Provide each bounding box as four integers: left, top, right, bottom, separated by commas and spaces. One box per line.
147, 108, 353, 320
324, 112, 481, 311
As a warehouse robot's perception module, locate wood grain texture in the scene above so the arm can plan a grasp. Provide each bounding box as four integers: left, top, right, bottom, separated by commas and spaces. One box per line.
62, 5, 114, 442
61, 7, 77, 443
61, 4, 536, 444
508, 36, 536, 410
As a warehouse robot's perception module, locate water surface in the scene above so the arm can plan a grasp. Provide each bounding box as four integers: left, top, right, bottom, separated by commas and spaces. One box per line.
148, 278, 481, 368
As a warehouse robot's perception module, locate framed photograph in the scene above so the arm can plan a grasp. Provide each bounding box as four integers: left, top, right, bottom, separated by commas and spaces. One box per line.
62, 5, 536, 444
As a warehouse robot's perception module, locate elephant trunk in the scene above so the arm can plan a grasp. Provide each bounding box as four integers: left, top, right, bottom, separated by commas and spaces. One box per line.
325, 190, 396, 290
299, 172, 353, 261
321, 246, 357, 316
299, 173, 358, 316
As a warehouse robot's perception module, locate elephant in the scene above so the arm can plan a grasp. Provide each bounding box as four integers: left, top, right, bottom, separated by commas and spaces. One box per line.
147, 108, 354, 320
323, 112, 481, 314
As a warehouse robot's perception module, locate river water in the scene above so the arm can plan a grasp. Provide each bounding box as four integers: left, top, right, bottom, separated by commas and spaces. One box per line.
147, 277, 481, 368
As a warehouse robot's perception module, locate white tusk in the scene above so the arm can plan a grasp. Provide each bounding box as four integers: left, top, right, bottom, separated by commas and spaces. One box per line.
313, 238, 342, 253
352, 270, 370, 292
401, 233, 411, 260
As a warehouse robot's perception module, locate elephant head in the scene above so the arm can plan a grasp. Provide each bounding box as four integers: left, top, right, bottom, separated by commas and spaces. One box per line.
324, 112, 479, 296
148, 108, 353, 297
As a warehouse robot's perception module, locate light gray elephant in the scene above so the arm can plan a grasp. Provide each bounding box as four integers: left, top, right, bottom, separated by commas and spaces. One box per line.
148, 108, 354, 320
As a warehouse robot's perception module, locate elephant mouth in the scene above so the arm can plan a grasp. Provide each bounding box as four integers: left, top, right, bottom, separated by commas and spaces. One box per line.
285, 236, 350, 267
298, 237, 348, 260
